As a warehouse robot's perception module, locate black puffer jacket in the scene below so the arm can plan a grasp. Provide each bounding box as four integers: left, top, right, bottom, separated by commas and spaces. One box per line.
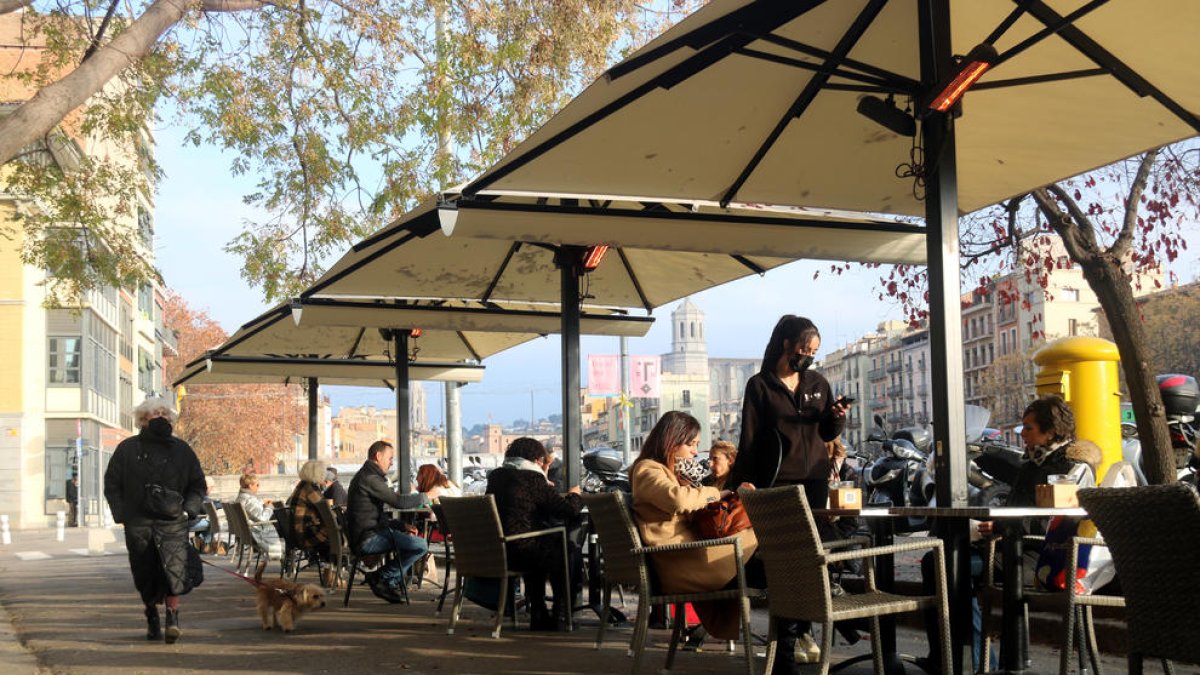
346, 460, 426, 551
104, 428, 206, 603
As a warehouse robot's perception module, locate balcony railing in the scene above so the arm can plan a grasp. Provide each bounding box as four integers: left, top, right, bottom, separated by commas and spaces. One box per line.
869, 398, 888, 410
917, 383, 929, 397
886, 362, 903, 373
887, 384, 903, 396
867, 368, 886, 380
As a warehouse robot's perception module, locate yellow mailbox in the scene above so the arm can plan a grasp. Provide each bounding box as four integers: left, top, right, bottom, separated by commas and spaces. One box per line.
1033, 336, 1122, 481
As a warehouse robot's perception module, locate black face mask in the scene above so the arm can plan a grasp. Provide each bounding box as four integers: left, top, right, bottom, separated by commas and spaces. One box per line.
788, 353, 813, 374
146, 417, 173, 439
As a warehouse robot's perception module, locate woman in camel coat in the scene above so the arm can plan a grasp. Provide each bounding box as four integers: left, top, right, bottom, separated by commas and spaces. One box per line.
630, 411, 756, 639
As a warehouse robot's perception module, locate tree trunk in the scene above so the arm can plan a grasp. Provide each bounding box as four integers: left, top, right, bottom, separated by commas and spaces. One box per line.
0, 0, 190, 166
1069, 252, 1175, 484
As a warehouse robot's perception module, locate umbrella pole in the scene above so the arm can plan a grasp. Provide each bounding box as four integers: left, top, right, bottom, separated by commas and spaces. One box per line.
921, 2, 972, 673
558, 247, 583, 488
446, 381, 463, 486
307, 377, 319, 460
389, 329, 413, 491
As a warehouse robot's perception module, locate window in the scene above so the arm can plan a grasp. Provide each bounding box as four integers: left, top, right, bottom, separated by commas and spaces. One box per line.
48, 337, 82, 384
682, 390, 691, 406
1068, 318, 1078, 336
690, 322, 695, 338
137, 283, 153, 318
138, 348, 155, 395
138, 208, 154, 247
1062, 288, 1080, 302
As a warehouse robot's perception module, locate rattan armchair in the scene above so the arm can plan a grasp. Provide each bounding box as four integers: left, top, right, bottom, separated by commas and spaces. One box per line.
583, 491, 760, 675
222, 502, 278, 575
1079, 485, 1200, 674
438, 495, 571, 638
740, 485, 951, 675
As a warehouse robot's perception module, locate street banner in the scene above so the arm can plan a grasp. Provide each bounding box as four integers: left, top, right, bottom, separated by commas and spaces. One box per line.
587, 354, 620, 396
631, 356, 661, 399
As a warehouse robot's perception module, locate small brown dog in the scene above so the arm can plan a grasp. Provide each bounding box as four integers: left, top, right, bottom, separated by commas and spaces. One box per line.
254, 576, 326, 632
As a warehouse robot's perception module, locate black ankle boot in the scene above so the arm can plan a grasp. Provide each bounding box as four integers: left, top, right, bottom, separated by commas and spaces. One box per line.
771, 621, 802, 675
164, 608, 180, 644
144, 606, 161, 641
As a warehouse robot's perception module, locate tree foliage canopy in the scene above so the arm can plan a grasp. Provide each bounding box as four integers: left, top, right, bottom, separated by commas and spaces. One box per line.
0, 0, 700, 303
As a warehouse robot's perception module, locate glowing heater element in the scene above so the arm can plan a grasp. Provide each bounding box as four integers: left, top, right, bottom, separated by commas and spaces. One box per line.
581, 245, 609, 271
928, 43, 997, 113
410, 328, 422, 338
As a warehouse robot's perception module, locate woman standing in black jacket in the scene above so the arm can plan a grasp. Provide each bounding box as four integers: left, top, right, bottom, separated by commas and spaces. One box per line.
731, 315, 851, 671
104, 397, 206, 644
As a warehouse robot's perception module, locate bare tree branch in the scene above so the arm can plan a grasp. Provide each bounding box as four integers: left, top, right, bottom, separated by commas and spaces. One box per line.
1114, 147, 1160, 260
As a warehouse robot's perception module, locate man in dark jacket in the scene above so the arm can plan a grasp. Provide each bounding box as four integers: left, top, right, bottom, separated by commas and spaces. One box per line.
322, 467, 348, 508
486, 437, 582, 630
346, 440, 428, 603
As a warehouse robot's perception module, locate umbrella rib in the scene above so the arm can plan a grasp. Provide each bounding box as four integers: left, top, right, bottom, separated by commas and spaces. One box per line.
718, 0, 889, 208
750, 33, 920, 91
481, 242, 521, 303
734, 46, 907, 93
993, 0, 1109, 69
352, 208, 440, 253
347, 327, 367, 359
616, 248, 653, 312
731, 255, 767, 276
304, 219, 438, 298
465, 2, 827, 197
456, 331, 482, 362
607, 1, 828, 81
973, 68, 1107, 91
1019, 0, 1200, 133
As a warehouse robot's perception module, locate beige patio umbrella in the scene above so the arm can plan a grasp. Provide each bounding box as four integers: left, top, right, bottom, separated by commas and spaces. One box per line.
300, 196, 854, 485
454, 3, 1200, 670
185, 300, 652, 488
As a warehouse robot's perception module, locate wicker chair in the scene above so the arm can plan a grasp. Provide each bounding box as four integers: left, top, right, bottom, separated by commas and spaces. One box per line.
438, 495, 570, 639
430, 502, 457, 613
202, 500, 230, 555
583, 491, 759, 675
223, 502, 277, 575
1079, 485, 1200, 674
740, 485, 951, 675
979, 461, 1138, 675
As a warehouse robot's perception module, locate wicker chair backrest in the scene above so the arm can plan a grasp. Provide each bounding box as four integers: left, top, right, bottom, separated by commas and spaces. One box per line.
583, 492, 644, 588
438, 496, 508, 578
222, 502, 257, 552
1079, 485, 1200, 666
204, 500, 221, 537
740, 485, 831, 620
314, 500, 346, 559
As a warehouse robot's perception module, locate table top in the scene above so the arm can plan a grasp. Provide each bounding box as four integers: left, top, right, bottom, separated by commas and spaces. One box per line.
812, 507, 892, 518
888, 505, 1086, 518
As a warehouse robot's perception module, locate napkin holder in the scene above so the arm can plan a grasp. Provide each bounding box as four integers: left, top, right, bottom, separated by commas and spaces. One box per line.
1035, 483, 1079, 508
830, 486, 862, 510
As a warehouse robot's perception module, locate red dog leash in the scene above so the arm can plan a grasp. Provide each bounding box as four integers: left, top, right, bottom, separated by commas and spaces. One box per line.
198, 557, 296, 600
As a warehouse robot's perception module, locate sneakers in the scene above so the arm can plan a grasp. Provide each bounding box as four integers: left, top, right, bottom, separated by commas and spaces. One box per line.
794, 633, 821, 664
164, 608, 180, 644
365, 573, 405, 604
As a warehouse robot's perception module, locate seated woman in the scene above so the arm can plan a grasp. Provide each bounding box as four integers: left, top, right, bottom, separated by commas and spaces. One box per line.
919, 394, 1101, 673
287, 460, 333, 585
486, 438, 583, 631
630, 411, 757, 644
235, 473, 284, 574
416, 464, 462, 502
704, 440, 737, 490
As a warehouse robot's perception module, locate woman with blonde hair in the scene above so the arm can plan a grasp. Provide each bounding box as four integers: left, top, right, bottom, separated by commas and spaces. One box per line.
287, 459, 331, 582
630, 411, 756, 641
235, 473, 283, 573
104, 396, 206, 643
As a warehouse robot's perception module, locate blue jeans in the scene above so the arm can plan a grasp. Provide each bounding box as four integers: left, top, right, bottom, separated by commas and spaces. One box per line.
359, 527, 428, 588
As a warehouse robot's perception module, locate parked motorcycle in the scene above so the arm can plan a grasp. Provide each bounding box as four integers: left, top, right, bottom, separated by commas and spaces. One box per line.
861, 421, 934, 533
581, 447, 631, 494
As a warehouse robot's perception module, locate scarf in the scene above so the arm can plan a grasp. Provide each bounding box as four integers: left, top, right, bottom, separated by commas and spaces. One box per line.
674, 457, 710, 488
1023, 438, 1071, 466
503, 456, 546, 476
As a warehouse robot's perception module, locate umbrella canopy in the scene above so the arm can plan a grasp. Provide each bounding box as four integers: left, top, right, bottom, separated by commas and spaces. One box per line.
292, 296, 654, 338
304, 201, 809, 311
464, 0, 1200, 216
173, 354, 486, 388
429, 191, 926, 265
207, 300, 649, 363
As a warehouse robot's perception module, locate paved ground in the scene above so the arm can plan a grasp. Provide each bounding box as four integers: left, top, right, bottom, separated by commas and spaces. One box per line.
0, 527, 1178, 674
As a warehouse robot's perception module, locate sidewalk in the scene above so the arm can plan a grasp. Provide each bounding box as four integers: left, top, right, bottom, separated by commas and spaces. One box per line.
0, 527, 1139, 674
